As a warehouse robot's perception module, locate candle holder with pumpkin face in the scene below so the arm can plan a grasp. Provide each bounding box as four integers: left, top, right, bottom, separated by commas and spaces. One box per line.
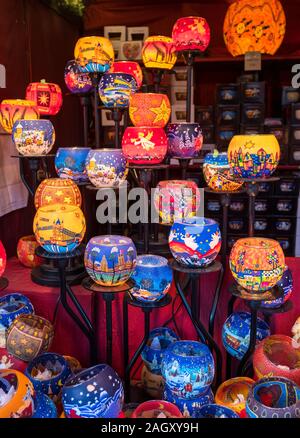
228, 135, 280, 179
261, 266, 293, 308
229, 237, 285, 293
0, 293, 34, 329
26, 80, 63, 116
122, 127, 167, 164
169, 217, 221, 268
85, 149, 127, 188
215, 377, 255, 416
172, 17, 211, 53
74, 36, 114, 74
0, 241, 6, 278
0, 370, 35, 418
223, 0, 286, 57
64, 60, 93, 95
203, 151, 243, 192
55, 147, 91, 183
0, 99, 39, 134
222, 311, 270, 360
84, 235, 137, 287
34, 178, 82, 209
129, 93, 171, 128
109, 61, 143, 89
17, 235, 42, 268
12, 119, 55, 156
167, 123, 203, 158
253, 335, 300, 386
161, 341, 215, 399
33, 204, 86, 254
154, 180, 200, 225
99, 73, 137, 108
142, 36, 177, 70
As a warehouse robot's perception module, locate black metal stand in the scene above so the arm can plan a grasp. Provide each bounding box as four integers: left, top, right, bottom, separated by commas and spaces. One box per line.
169, 259, 223, 388
123, 292, 172, 402
112, 108, 123, 149
172, 157, 192, 180
79, 95, 90, 148
0, 277, 9, 292
82, 277, 133, 366
91, 73, 101, 148
152, 69, 164, 93
184, 51, 196, 123
35, 245, 96, 365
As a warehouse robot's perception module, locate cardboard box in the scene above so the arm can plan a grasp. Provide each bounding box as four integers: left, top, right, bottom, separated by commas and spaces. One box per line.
171, 104, 195, 123
101, 109, 124, 127
171, 86, 193, 105
127, 26, 149, 41
104, 26, 126, 41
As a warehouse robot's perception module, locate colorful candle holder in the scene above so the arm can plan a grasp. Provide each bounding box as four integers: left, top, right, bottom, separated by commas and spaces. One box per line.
172, 17, 211, 52
203, 151, 243, 192
12, 119, 55, 156
0, 370, 35, 418
0, 293, 34, 328
222, 311, 270, 360
154, 180, 200, 225
161, 340, 215, 399
34, 178, 82, 209
84, 235, 137, 287
228, 135, 280, 179
130, 255, 172, 303
141, 366, 164, 399
6, 314, 54, 362
17, 235, 42, 268
253, 335, 300, 386
32, 393, 57, 418
169, 217, 221, 268
141, 327, 179, 375
142, 36, 177, 70
167, 123, 203, 158
215, 377, 255, 416
131, 400, 183, 418
122, 127, 167, 164
74, 36, 114, 74
246, 377, 300, 418
229, 237, 285, 292
62, 364, 124, 418
261, 266, 293, 308
109, 61, 143, 89
0, 347, 28, 372
85, 149, 128, 188
64, 60, 93, 94
55, 147, 91, 183
34, 204, 86, 254
99, 73, 137, 108
26, 80, 63, 116
0, 241, 6, 278
164, 384, 214, 418
197, 403, 239, 418
0, 99, 39, 134
129, 93, 171, 128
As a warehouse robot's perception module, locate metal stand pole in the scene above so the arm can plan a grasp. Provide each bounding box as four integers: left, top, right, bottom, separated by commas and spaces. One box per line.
237, 301, 259, 376
102, 292, 115, 366
80, 95, 90, 148
92, 74, 101, 148
112, 109, 122, 149
186, 52, 194, 123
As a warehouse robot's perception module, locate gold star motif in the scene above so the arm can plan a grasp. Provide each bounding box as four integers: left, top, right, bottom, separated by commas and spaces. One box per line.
55, 190, 63, 196
244, 141, 256, 150
38, 92, 49, 106
150, 99, 170, 124
64, 197, 72, 204
45, 195, 52, 203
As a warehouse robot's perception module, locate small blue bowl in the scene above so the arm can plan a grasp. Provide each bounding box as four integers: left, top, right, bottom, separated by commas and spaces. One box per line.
0, 293, 34, 328
32, 393, 58, 418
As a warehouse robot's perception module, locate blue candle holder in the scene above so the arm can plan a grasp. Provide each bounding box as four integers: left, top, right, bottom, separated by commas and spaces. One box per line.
32, 393, 58, 418
197, 403, 239, 418
55, 147, 91, 183
85, 149, 127, 188
99, 73, 137, 108
163, 384, 214, 417
0, 293, 34, 328
261, 266, 293, 308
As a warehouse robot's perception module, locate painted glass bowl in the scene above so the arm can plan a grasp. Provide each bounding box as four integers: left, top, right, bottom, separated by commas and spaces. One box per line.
0, 370, 35, 418
215, 377, 255, 415
99, 73, 137, 108
122, 127, 167, 164
55, 147, 91, 183
12, 119, 55, 156
64, 60, 93, 94
197, 403, 239, 418
85, 149, 127, 188
203, 151, 243, 192
222, 311, 270, 360
167, 123, 203, 158
131, 400, 183, 418
32, 393, 58, 418
164, 384, 214, 418
34, 178, 82, 209
0, 293, 34, 328
0, 347, 28, 372
261, 266, 293, 308
129, 93, 171, 128
130, 255, 172, 302
17, 235, 42, 268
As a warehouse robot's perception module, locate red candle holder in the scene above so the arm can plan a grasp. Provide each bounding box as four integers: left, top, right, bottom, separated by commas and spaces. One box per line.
122, 127, 167, 164
0, 241, 6, 277
26, 80, 63, 116
131, 400, 183, 418
172, 16, 211, 52
109, 61, 143, 89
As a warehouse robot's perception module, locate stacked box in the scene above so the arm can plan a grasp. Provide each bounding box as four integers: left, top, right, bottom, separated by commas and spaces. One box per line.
215, 84, 240, 150
104, 25, 148, 60
171, 66, 194, 123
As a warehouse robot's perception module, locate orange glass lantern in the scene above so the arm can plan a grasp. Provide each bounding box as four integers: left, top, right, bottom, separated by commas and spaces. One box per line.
129, 93, 171, 128
0, 370, 35, 418
229, 237, 285, 293
0, 241, 6, 277
223, 0, 286, 57
253, 335, 300, 386
142, 36, 177, 70
26, 80, 63, 116
215, 377, 255, 416
122, 127, 167, 164
17, 235, 42, 268
0, 99, 39, 134
110, 61, 143, 89
34, 178, 82, 209
74, 36, 114, 73
172, 17, 210, 52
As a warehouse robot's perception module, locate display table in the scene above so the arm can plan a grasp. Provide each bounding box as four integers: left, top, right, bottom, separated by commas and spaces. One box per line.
2, 256, 299, 379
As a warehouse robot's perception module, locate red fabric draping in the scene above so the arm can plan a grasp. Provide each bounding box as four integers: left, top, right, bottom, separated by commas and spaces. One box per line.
1, 256, 299, 379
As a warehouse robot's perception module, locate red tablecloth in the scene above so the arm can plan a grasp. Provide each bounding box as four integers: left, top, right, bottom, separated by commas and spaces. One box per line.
2, 257, 299, 378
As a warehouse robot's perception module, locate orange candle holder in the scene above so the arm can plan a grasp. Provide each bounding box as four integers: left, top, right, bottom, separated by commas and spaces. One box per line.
0, 370, 35, 418
129, 93, 171, 128
0, 99, 39, 134
34, 178, 82, 209
26, 80, 63, 116
215, 377, 255, 416
142, 36, 177, 70
17, 235, 42, 268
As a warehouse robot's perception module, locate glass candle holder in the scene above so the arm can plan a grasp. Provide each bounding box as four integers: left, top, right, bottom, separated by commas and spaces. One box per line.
55, 147, 91, 183
164, 384, 214, 418
33, 204, 86, 254
142, 36, 177, 70
129, 93, 171, 128
161, 340, 215, 399
0, 241, 6, 278
99, 73, 137, 108
62, 364, 124, 418
154, 180, 200, 225
26, 81, 63, 116
0, 347, 28, 372
169, 217, 221, 268
109, 61, 143, 89
261, 266, 293, 308
130, 255, 172, 303
229, 237, 285, 292
131, 400, 182, 419
34, 178, 82, 209
74, 36, 114, 73
222, 311, 270, 360
0, 293, 34, 328
12, 119, 55, 156
64, 60, 93, 94
122, 127, 167, 164
228, 135, 280, 179
167, 123, 203, 158
197, 403, 239, 418
0, 99, 39, 133
203, 151, 243, 192
0, 370, 35, 418
172, 17, 211, 52
84, 235, 137, 287
215, 377, 255, 416
32, 393, 57, 419
85, 149, 127, 188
